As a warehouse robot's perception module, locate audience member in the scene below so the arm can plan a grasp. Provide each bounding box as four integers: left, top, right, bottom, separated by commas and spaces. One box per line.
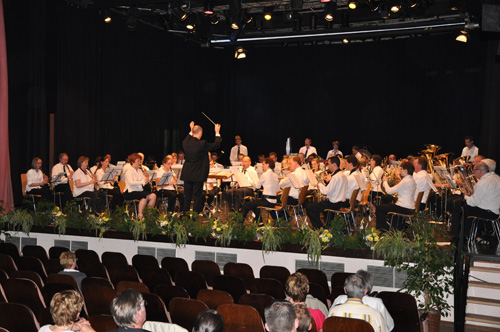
293, 303, 312, 332
192, 309, 224, 332
58, 251, 87, 289
109, 289, 150, 332
265, 301, 299, 332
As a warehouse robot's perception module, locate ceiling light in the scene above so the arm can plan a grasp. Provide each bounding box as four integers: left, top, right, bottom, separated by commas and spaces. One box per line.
456, 30, 468, 43
348, 1, 357, 10
235, 47, 246, 59
185, 15, 196, 30
390, 4, 401, 13
343, 38, 349, 44
203, 0, 214, 15
171, 7, 188, 22
324, 3, 335, 22
406, 0, 418, 8
242, 11, 253, 24
104, 16, 112, 23
231, 18, 240, 29
264, 7, 273, 21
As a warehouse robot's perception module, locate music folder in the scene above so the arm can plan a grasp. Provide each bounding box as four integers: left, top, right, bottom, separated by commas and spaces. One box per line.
233, 172, 252, 188
102, 167, 116, 181
354, 173, 367, 191
306, 170, 318, 187
157, 172, 173, 186
51, 172, 65, 183
434, 166, 457, 189
288, 173, 303, 189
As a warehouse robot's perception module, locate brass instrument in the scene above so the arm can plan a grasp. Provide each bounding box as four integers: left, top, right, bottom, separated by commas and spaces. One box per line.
381, 168, 401, 195
452, 162, 476, 196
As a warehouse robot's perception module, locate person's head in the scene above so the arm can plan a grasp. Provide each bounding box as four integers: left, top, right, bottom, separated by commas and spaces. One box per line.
289, 157, 301, 171
285, 272, 309, 303
129, 153, 141, 168
464, 135, 474, 148
370, 155, 382, 168
59, 153, 69, 165
59, 251, 77, 269
345, 155, 358, 170
235, 135, 242, 145
263, 157, 275, 171
388, 154, 396, 162
50, 290, 85, 326
400, 161, 415, 176
105, 154, 112, 162
293, 303, 312, 332
355, 270, 374, 294
327, 156, 341, 172
162, 155, 173, 169
281, 158, 289, 169
265, 301, 298, 332
413, 156, 427, 173
473, 162, 490, 180
352, 146, 359, 154
243, 156, 252, 169
137, 153, 145, 164
482, 158, 496, 172
258, 154, 266, 163
238, 154, 245, 162
332, 140, 340, 150
192, 309, 224, 332
110, 289, 146, 328
94, 156, 103, 167
310, 159, 319, 171
100, 158, 110, 170
304, 138, 311, 147
193, 125, 203, 139
211, 152, 219, 162
473, 155, 484, 166
77, 156, 89, 169
344, 274, 366, 299
31, 157, 42, 170
269, 152, 278, 162
178, 150, 185, 160
297, 153, 305, 164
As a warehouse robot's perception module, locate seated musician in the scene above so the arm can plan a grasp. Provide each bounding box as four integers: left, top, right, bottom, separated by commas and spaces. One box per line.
279, 156, 310, 206
327, 140, 343, 158
305, 156, 347, 229
344, 155, 364, 206
223, 156, 257, 212
26, 157, 52, 202
297, 153, 306, 166
450, 159, 500, 241
412, 157, 435, 211
73, 156, 105, 214
269, 152, 281, 169
204, 156, 222, 212
137, 152, 153, 193
123, 153, 156, 219
241, 157, 280, 223
375, 161, 416, 231
368, 154, 384, 203
156, 155, 183, 213
51, 153, 74, 208
96, 156, 123, 210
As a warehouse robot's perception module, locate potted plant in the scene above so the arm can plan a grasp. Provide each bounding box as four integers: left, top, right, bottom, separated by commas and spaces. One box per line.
373, 212, 454, 332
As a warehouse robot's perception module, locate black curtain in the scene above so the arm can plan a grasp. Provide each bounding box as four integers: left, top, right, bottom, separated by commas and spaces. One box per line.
6, 0, 499, 206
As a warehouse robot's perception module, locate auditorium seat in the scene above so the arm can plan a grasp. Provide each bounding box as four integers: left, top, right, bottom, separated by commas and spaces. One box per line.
75, 249, 100, 263
169, 298, 208, 331
41, 283, 78, 306
297, 268, 330, 297
376, 291, 420, 332
81, 277, 115, 294
46, 273, 80, 291
142, 292, 170, 323
323, 316, 375, 332
0, 283, 7, 303
0, 268, 8, 285
213, 275, 247, 303
173, 270, 207, 299
223, 262, 255, 289
83, 286, 117, 315
0, 243, 20, 261
3, 278, 46, 319
259, 265, 290, 287
88, 314, 118, 332
132, 254, 160, 276
153, 284, 189, 311
161, 257, 189, 277
22, 245, 49, 263
238, 293, 274, 322
309, 282, 329, 308
9, 270, 44, 289
102, 251, 129, 269
330, 285, 346, 303
191, 260, 221, 287
16, 256, 48, 282
116, 280, 150, 293
77, 260, 110, 281
331, 272, 353, 289
249, 278, 286, 300
217, 303, 265, 332
43, 259, 63, 275
48, 246, 69, 260
0, 303, 40, 332
107, 265, 141, 287
197, 289, 234, 310
140, 267, 172, 291
0, 254, 18, 274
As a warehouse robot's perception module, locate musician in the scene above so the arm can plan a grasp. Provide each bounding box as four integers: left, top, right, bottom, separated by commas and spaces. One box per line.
73, 156, 105, 214
230, 135, 248, 163
387, 154, 397, 169
375, 161, 416, 231
352, 146, 362, 160
224, 156, 257, 212
104, 154, 115, 167
181, 121, 222, 214
258, 154, 266, 164
123, 153, 157, 218
269, 152, 281, 169
461, 135, 479, 162
171, 153, 178, 165
368, 155, 384, 202
89, 156, 102, 175
306, 156, 347, 229
450, 160, 500, 239
412, 157, 435, 211
326, 141, 343, 158
26, 157, 52, 201
211, 152, 224, 168
51, 153, 74, 208
299, 138, 317, 159
297, 153, 306, 166
280, 156, 310, 206
178, 150, 186, 165
96, 157, 123, 210
156, 155, 183, 213
344, 155, 363, 205
137, 152, 153, 193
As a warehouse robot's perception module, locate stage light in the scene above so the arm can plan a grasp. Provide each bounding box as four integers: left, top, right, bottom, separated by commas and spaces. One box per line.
456, 30, 468, 43
231, 17, 240, 29
348, 0, 357, 10
406, 0, 418, 8
321, 0, 331, 3
171, 7, 188, 22
390, 4, 401, 12
342, 38, 349, 44
185, 15, 196, 30
203, 0, 214, 15
324, 3, 335, 21
242, 10, 253, 24
264, 7, 273, 21
104, 16, 112, 23
235, 47, 247, 59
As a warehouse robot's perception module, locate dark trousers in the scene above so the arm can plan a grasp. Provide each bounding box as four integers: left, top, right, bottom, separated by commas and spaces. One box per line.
450, 203, 499, 237
184, 181, 204, 213
27, 185, 53, 202
241, 198, 275, 222
224, 187, 253, 211
102, 187, 124, 210
376, 204, 414, 231
158, 189, 182, 213
76, 190, 106, 214
206, 187, 219, 206
307, 200, 344, 229
54, 183, 73, 208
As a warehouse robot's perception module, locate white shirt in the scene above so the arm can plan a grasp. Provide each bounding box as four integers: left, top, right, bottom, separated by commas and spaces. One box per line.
327, 149, 343, 158
346, 169, 362, 201
242, 166, 258, 188
257, 169, 280, 204
369, 166, 384, 192
51, 162, 73, 184
383, 175, 416, 210
413, 170, 434, 204
156, 167, 176, 191
72, 168, 95, 197
280, 167, 310, 199
318, 170, 347, 203
461, 145, 479, 161
90, 165, 97, 174
299, 145, 318, 158
124, 168, 146, 192
230, 144, 248, 162
331, 295, 395, 331
121, 163, 133, 180
465, 172, 500, 215
355, 152, 362, 160
95, 168, 114, 189
26, 169, 44, 192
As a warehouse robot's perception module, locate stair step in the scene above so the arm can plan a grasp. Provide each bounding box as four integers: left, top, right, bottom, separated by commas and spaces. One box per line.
466, 314, 500, 325
469, 281, 500, 289
467, 297, 500, 306
474, 260, 500, 265
471, 266, 500, 273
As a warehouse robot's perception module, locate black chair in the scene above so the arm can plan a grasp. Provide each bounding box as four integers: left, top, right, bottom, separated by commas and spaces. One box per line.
116, 280, 150, 293
217, 303, 265, 332
9, 270, 44, 289
191, 260, 221, 287
46, 273, 80, 291
161, 257, 189, 277
169, 298, 208, 331
238, 293, 275, 322
331, 272, 354, 289
107, 265, 141, 287
3, 278, 46, 319
75, 249, 100, 263
132, 254, 160, 276
88, 314, 118, 332
22, 245, 49, 263
376, 291, 420, 332
259, 265, 291, 287
197, 289, 234, 310
153, 284, 189, 311
0, 268, 8, 285
102, 251, 129, 269
0, 254, 18, 274
249, 278, 286, 300
223, 262, 255, 289
43, 259, 63, 275
173, 270, 208, 299
42, 283, 78, 306
297, 268, 330, 297
48, 246, 69, 260
213, 275, 247, 303
309, 282, 329, 307
77, 260, 110, 281
142, 292, 170, 323
0, 243, 20, 261
0, 283, 7, 303
82, 286, 117, 315
0, 303, 40, 332
16, 256, 48, 282
140, 267, 172, 291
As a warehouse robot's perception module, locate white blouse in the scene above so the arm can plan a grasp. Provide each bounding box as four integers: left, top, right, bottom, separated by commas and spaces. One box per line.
72, 168, 95, 197
124, 168, 146, 192
26, 169, 44, 192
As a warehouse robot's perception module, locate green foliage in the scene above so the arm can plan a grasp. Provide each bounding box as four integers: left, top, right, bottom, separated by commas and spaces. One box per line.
171, 220, 188, 248
328, 215, 348, 247
109, 206, 134, 232
301, 226, 323, 265
63, 201, 87, 231
258, 220, 284, 257
232, 221, 258, 243
143, 208, 161, 236
6, 209, 34, 234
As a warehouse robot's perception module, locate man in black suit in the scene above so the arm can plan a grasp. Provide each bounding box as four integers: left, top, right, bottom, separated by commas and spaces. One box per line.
181, 121, 222, 214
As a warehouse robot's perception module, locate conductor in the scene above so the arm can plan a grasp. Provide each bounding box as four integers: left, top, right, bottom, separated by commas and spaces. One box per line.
181, 121, 222, 214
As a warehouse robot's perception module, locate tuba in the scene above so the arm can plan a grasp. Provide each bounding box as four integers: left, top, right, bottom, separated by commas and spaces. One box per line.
452, 157, 476, 196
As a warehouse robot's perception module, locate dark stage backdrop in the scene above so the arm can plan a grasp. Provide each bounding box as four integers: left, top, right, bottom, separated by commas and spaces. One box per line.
6, 0, 500, 205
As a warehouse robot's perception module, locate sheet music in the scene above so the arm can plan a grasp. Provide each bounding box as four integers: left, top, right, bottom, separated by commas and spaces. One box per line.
230, 161, 243, 167
434, 166, 457, 189
147, 170, 157, 179
102, 167, 116, 181
306, 170, 318, 187
51, 172, 65, 183
288, 173, 303, 189
354, 173, 367, 191
157, 172, 173, 186
234, 172, 252, 187
426, 174, 438, 192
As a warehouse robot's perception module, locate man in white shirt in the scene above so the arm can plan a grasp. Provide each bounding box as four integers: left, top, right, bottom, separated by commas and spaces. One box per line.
412, 157, 435, 211
224, 156, 257, 212
375, 161, 416, 231
298, 138, 317, 159
461, 135, 479, 162
352, 146, 362, 160
344, 155, 364, 205
306, 156, 347, 229
230, 135, 248, 163
326, 140, 343, 158
51, 152, 74, 208
279, 156, 310, 206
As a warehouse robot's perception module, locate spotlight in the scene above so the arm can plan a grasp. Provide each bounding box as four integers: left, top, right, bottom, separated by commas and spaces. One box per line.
456, 30, 468, 43
235, 47, 246, 59
230, 17, 241, 29
390, 4, 401, 13
209, 13, 219, 25
104, 16, 112, 23
348, 0, 357, 10
171, 7, 188, 22
406, 0, 418, 8
342, 38, 349, 44
321, 0, 331, 3
242, 10, 253, 24
264, 7, 273, 21
203, 0, 214, 15
185, 15, 196, 30
324, 2, 335, 21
